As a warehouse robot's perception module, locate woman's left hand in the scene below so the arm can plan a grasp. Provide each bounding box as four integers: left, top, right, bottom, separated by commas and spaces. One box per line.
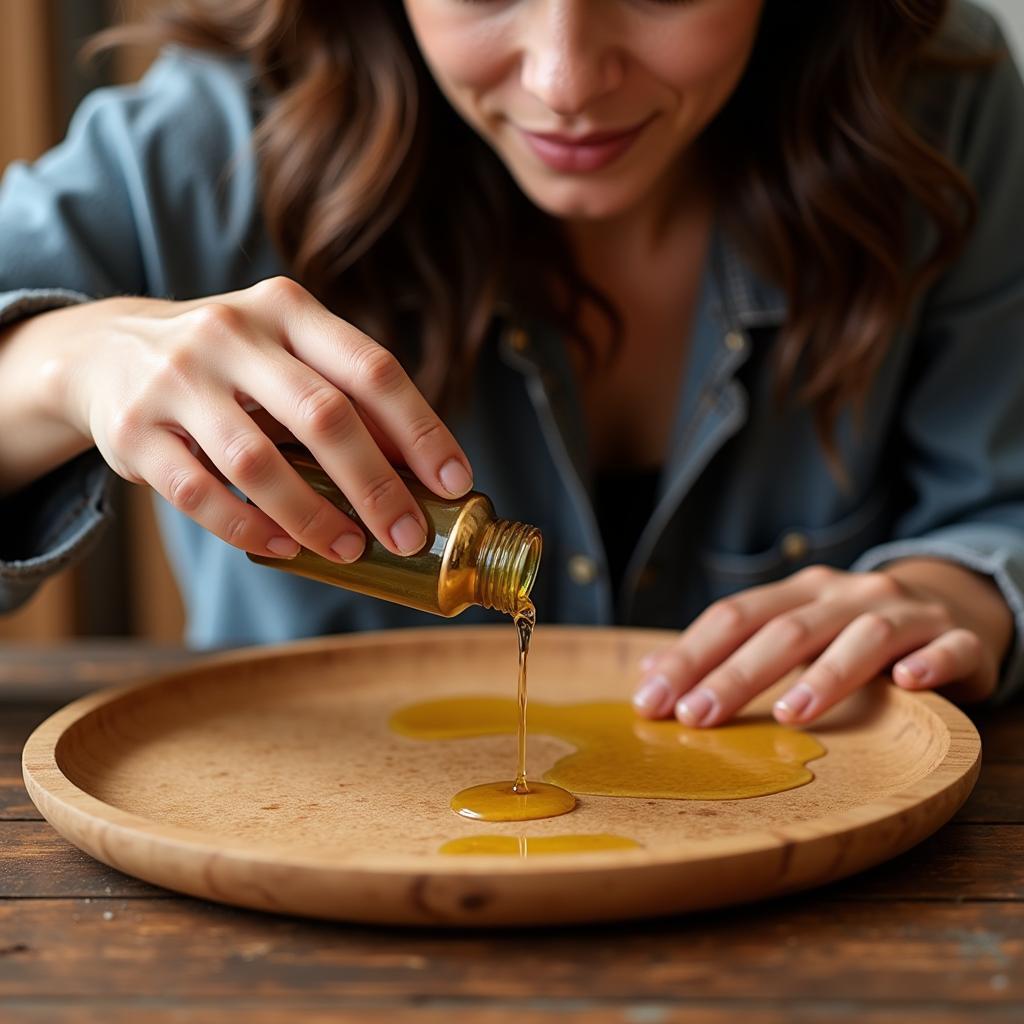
632, 559, 1014, 728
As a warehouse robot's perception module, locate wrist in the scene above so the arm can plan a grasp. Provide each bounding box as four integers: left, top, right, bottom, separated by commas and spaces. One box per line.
0, 301, 112, 495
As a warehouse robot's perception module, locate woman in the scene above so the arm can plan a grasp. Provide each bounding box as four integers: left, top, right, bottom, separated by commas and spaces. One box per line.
0, 0, 1021, 730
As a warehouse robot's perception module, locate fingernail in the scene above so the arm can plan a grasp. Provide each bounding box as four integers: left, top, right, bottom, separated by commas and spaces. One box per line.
633, 675, 672, 716
266, 536, 300, 558
439, 459, 473, 497
638, 654, 658, 672
894, 655, 930, 685
390, 513, 427, 555
676, 689, 715, 727
774, 683, 814, 721
330, 532, 365, 563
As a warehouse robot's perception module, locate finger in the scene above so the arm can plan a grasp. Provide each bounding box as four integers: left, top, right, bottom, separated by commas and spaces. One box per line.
233, 348, 431, 556
225, 354, 431, 556
180, 401, 369, 563
632, 567, 835, 719
772, 603, 948, 725
141, 430, 304, 559
670, 596, 868, 728
251, 277, 475, 500
893, 628, 995, 703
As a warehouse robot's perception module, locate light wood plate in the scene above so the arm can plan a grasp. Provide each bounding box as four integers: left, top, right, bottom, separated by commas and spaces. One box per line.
22, 625, 980, 926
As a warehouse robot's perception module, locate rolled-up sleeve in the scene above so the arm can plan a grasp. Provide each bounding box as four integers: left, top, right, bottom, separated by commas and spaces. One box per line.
851, 15, 1024, 703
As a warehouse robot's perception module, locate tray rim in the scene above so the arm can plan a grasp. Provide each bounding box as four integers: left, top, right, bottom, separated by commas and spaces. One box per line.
22, 624, 981, 881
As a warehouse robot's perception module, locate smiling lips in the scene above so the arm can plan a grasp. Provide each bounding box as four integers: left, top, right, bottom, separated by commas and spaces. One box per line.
518, 117, 653, 173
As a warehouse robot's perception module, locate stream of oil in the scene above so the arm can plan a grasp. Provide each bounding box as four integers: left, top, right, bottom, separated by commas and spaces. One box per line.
445, 599, 576, 822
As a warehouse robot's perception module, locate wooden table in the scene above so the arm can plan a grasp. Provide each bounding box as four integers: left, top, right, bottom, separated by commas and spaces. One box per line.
1, 642, 1021, 1023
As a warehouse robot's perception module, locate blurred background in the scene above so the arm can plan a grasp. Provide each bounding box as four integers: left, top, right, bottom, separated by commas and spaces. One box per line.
1, 0, 1022, 645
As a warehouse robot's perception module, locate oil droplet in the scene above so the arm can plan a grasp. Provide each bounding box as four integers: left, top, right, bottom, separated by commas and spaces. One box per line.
451, 780, 576, 821
440, 834, 642, 856
391, 699, 826, 801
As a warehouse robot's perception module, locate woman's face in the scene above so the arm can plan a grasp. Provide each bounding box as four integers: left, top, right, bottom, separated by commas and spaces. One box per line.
403, 0, 765, 222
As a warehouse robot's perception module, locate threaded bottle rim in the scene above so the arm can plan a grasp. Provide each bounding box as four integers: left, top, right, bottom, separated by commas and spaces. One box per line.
475, 519, 542, 615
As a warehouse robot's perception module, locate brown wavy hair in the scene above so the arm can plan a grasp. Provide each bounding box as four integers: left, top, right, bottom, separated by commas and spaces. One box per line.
95, 0, 996, 479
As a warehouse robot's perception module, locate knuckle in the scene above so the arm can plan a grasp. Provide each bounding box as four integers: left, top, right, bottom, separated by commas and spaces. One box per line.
929, 644, 960, 679
664, 644, 699, 681
858, 570, 904, 602
406, 413, 447, 455
156, 344, 206, 389
107, 406, 147, 451
922, 600, 955, 631
359, 473, 402, 516
221, 433, 274, 482
293, 498, 334, 539
352, 344, 404, 394
223, 514, 251, 547
707, 597, 747, 634
942, 622, 983, 663
798, 564, 836, 588
295, 384, 356, 439
857, 610, 896, 645
166, 468, 207, 514
952, 628, 984, 660
765, 613, 811, 650
184, 301, 245, 339
252, 275, 308, 306
713, 662, 754, 703
810, 658, 845, 693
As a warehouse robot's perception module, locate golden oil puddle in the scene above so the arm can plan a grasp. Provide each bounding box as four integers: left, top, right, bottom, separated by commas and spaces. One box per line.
391, 698, 826, 801
440, 834, 642, 856
449, 780, 576, 821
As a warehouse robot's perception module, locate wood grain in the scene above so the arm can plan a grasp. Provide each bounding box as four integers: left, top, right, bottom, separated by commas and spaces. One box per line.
0, 898, 1020, 1002
2, 819, 1022, 902
2, 1010, 1022, 1024
21, 626, 981, 925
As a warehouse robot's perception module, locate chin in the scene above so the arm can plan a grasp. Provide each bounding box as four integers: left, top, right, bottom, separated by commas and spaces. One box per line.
514, 174, 643, 222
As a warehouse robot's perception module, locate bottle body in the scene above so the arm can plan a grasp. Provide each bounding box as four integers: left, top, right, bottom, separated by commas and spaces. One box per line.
247, 445, 541, 617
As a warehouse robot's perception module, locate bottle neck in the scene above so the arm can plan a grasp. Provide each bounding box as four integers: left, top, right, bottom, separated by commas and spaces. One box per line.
474, 519, 542, 615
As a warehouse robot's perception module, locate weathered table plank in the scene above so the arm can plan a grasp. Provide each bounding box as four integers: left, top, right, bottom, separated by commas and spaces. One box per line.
0, 898, 1020, 1003
2, 1005, 1023, 1024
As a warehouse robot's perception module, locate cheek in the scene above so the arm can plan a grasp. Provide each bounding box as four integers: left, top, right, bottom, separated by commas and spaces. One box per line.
403, 1, 513, 99
644, 0, 763, 106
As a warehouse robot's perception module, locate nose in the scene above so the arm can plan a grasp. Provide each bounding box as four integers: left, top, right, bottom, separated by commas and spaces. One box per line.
519, 0, 624, 117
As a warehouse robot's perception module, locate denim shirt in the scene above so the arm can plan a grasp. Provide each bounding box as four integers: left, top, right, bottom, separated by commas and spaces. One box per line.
3, 3, 1024, 702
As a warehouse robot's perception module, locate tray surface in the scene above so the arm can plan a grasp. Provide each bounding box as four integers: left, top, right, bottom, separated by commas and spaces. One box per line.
22, 625, 981, 926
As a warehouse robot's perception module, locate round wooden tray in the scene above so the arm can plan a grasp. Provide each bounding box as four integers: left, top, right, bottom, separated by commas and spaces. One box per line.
22, 625, 980, 927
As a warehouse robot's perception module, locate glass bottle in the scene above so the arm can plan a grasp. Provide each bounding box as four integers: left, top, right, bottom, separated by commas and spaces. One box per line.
247, 444, 542, 616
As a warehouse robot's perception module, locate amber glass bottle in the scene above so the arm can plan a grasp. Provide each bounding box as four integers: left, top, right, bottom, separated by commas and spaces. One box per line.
247, 445, 542, 616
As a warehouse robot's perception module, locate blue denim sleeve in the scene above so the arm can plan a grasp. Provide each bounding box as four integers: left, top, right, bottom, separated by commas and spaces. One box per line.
850, 13, 1024, 704
0, 46, 256, 613
0, 294, 117, 613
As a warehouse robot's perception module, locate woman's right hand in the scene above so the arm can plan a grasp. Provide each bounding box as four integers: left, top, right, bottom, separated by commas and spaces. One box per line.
21, 277, 475, 562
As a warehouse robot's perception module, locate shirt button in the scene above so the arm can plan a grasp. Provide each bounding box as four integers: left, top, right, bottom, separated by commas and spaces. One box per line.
724, 330, 746, 352
636, 567, 658, 590
780, 531, 810, 562
506, 327, 529, 353
568, 554, 598, 585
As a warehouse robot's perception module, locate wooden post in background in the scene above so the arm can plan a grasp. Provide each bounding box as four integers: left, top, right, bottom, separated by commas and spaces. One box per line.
0, 0, 78, 640
0, 0, 184, 643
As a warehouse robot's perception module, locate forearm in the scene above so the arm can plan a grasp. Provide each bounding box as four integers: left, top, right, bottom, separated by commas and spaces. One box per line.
881, 556, 1015, 669
0, 305, 98, 497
